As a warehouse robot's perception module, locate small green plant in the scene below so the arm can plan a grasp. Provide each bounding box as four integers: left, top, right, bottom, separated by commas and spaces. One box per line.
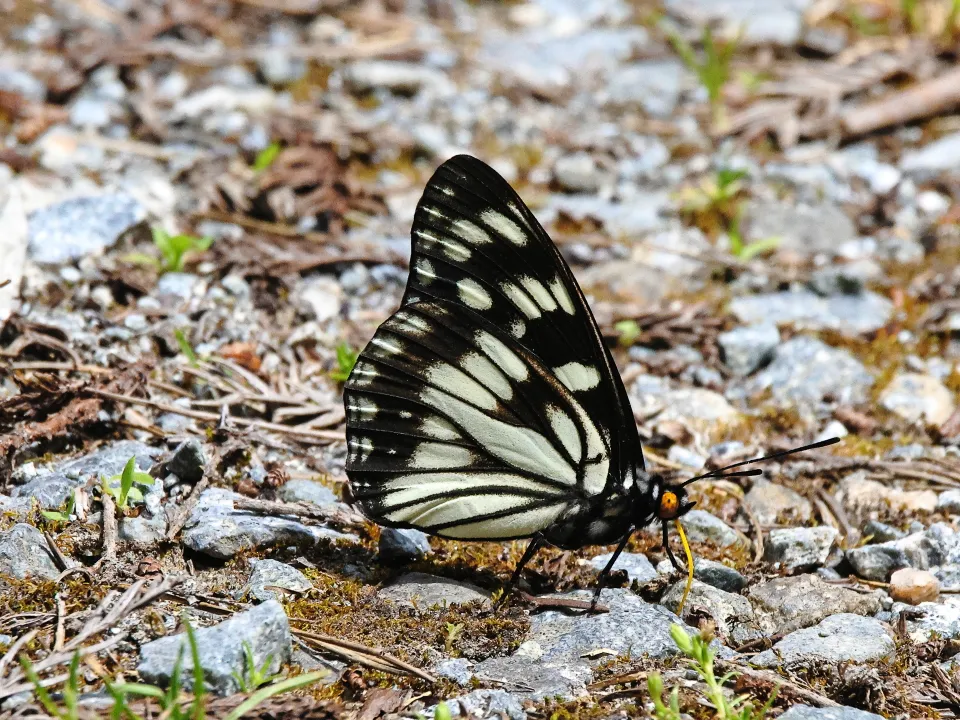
102, 456, 154, 510
615, 319, 642, 347
251, 141, 282, 172
20, 652, 82, 720
667, 25, 740, 131
647, 671, 681, 720
41, 492, 75, 523
677, 167, 750, 241
666, 625, 777, 720
174, 329, 199, 367
434, 702, 453, 720
232, 642, 279, 692
726, 211, 781, 261
125, 227, 213, 274
443, 622, 464, 655
330, 342, 359, 383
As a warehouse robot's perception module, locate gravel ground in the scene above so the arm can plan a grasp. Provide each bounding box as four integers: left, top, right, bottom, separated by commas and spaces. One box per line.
2, 0, 960, 718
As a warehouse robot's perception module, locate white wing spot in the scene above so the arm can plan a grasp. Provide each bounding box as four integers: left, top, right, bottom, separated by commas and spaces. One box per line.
347, 398, 378, 421
350, 362, 378, 386
451, 219, 491, 245
553, 362, 601, 392
410, 442, 474, 469
461, 352, 512, 400
474, 331, 528, 381
508, 201, 532, 229
415, 258, 437, 285
395, 312, 432, 338
424, 363, 499, 411
510, 320, 526, 338
420, 415, 461, 441
372, 337, 403, 355
546, 405, 581, 464
348, 436, 374, 462
415, 229, 471, 261
501, 282, 541, 319
457, 279, 493, 310
521, 276, 557, 312
550, 277, 576, 315
481, 209, 527, 246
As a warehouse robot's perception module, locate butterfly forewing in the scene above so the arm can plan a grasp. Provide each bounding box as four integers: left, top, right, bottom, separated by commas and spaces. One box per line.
345, 301, 610, 539
403, 156, 638, 472
345, 155, 644, 542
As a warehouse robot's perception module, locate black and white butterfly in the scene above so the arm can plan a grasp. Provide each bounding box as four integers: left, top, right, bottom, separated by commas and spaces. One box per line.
344, 154, 837, 609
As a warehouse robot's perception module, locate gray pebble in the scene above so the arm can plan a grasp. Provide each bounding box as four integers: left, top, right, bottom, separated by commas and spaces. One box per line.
137, 601, 292, 696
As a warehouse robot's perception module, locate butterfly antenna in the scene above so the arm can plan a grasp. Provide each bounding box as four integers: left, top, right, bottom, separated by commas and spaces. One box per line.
680, 437, 841, 487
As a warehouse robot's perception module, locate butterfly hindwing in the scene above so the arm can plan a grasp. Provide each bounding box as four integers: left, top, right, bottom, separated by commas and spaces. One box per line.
403, 155, 640, 483
344, 301, 610, 540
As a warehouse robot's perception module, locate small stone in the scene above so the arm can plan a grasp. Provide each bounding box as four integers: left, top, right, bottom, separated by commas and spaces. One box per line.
434, 658, 474, 686
341, 61, 448, 95
747, 574, 881, 634
437, 689, 525, 720
664, 0, 809, 47
165, 439, 206, 483
28, 195, 147, 264
137, 601, 293, 696
838, 472, 938, 514
183, 488, 356, 560
846, 524, 954, 581
246, 559, 313, 603
379, 573, 489, 609
939, 489, 960, 514
889, 568, 940, 605
529, 589, 700, 668
0, 524, 60, 580
299, 276, 343, 322
808, 260, 882, 296
661, 580, 762, 646
764, 526, 838, 570
553, 152, 605, 193
156, 273, 200, 302
378, 528, 431, 563
879, 372, 955, 425
717, 323, 780, 377
743, 336, 874, 412
477, 654, 584, 701
729, 290, 892, 336
604, 60, 685, 117
744, 478, 812, 525
863, 520, 905, 544
276, 479, 337, 506
779, 704, 885, 720
752, 614, 894, 669
741, 199, 856, 254
656, 557, 747, 592
590, 551, 657, 584
679, 510, 741, 548
901, 132, 960, 175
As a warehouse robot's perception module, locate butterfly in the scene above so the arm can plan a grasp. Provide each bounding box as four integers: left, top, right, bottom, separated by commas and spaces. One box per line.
343, 154, 838, 612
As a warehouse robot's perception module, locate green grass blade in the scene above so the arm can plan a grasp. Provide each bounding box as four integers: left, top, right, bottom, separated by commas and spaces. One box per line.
222, 671, 331, 720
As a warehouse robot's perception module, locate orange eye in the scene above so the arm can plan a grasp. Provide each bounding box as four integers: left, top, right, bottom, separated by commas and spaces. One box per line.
659, 491, 679, 518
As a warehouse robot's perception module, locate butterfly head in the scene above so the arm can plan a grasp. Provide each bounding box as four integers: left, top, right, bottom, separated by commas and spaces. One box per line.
655, 481, 696, 522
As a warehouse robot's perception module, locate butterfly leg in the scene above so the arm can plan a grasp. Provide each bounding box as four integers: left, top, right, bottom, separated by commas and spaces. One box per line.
498, 534, 544, 608
662, 521, 686, 572
590, 531, 633, 611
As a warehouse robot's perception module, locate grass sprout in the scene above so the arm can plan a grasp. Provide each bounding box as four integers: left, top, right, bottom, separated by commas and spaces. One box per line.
666, 24, 740, 131
101, 456, 154, 510
125, 227, 213, 274
331, 342, 359, 383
